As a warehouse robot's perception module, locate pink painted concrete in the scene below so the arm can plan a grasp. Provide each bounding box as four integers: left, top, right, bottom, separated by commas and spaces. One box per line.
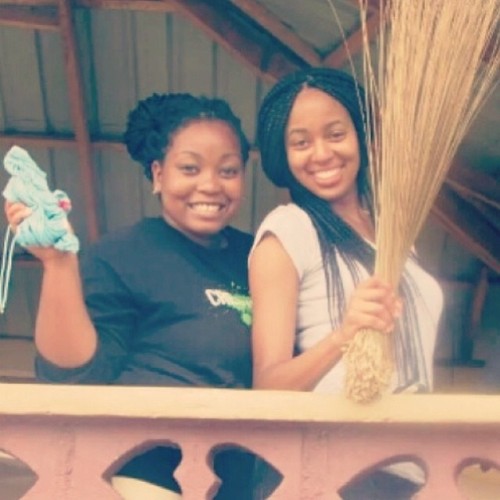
0, 386, 499, 499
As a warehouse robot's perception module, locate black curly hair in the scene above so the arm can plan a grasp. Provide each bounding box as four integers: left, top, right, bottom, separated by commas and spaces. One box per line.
124, 93, 250, 181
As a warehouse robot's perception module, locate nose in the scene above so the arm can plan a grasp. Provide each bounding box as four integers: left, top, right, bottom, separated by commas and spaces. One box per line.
198, 170, 222, 193
311, 139, 334, 163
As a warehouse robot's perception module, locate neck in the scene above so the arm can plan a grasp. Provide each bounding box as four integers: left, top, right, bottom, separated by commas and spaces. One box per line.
332, 198, 374, 242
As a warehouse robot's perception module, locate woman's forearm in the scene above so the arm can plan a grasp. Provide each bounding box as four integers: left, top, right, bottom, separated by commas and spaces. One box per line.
35, 253, 97, 368
253, 331, 346, 391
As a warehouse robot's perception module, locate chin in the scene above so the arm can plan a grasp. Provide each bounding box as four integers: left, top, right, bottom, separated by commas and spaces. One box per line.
192, 221, 227, 235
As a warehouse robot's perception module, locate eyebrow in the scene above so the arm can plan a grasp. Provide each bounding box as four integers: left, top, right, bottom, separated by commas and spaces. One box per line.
176, 151, 242, 161
176, 150, 201, 158
287, 120, 345, 136
286, 128, 308, 136
219, 153, 243, 162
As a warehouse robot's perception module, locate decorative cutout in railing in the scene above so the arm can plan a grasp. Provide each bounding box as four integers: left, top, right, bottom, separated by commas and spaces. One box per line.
0, 384, 499, 499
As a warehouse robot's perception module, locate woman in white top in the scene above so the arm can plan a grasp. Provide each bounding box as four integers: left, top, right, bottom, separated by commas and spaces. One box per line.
249, 67, 443, 499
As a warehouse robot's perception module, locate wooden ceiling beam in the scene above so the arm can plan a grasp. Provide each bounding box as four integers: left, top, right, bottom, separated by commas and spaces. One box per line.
0, 132, 260, 158
4, 133, 498, 197
0, 0, 175, 6
469, 267, 490, 339
348, 0, 381, 13
229, 0, 321, 66
169, 0, 305, 83
0, 5, 58, 30
322, 12, 380, 68
0, 0, 179, 10
75, 0, 179, 12
432, 185, 500, 274
58, 0, 99, 241
0, 0, 55, 5
466, 198, 500, 234
459, 265, 490, 365
0, 133, 125, 151
0, 133, 77, 149
445, 163, 500, 211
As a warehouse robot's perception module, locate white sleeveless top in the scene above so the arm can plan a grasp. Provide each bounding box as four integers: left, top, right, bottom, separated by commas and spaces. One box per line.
251, 203, 443, 395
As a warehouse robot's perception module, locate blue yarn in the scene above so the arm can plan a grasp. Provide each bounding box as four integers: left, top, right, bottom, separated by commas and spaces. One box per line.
0, 146, 79, 313
2, 145, 79, 252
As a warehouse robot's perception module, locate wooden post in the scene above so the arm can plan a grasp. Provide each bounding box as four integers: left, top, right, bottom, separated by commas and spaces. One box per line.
461, 266, 489, 366
58, 0, 99, 242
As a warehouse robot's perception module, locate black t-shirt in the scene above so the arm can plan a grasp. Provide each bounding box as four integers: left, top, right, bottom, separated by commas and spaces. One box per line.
36, 218, 253, 388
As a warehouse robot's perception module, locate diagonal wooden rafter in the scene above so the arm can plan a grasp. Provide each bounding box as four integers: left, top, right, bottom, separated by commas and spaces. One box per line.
319, 0, 382, 67
169, 0, 306, 82
322, 11, 381, 68
349, 0, 381, 12
0, 5, 58, 30
444, 163, 500, 240
445, 163, 500, 211
464, 197, 500, 236
229, 0, 321, 66
432, 185, 500, 274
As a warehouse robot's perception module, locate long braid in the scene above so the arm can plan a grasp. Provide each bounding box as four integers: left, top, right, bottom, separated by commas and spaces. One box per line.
257, 67, 375, 323
290, 183, 374, 325
257, 67, 426, 392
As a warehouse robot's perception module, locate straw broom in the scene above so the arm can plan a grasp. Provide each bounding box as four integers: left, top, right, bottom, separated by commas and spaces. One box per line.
341, 0, 499, 403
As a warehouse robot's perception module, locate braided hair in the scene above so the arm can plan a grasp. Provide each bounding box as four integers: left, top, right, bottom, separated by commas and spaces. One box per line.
257, 68, 428, 391
257, 67, 374, 323
124, 93, 250, 181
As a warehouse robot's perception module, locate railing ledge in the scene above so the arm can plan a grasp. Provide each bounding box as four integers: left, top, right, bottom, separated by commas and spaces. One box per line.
0, 383, 499, 424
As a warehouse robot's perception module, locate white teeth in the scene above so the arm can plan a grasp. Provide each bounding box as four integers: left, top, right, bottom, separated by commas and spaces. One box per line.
191, 203, 222, 214
314, 169, 339, 180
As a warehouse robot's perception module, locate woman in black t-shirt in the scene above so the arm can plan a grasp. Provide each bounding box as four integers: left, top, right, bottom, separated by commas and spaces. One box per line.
5, 93, 280, 499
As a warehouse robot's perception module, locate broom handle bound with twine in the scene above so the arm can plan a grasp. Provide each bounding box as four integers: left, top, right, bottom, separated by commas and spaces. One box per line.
343, 0, 499, 403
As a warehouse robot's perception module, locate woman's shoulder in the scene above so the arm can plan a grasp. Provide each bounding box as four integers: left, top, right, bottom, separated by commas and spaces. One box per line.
92, 218, 158, 246
257, 203, 315, 234
84, 218, 169, 261
251, 203, 320, 273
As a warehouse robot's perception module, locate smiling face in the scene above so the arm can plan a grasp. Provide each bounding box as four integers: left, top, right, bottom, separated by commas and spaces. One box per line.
285, 87, 361, 210
151, 120, 245, 246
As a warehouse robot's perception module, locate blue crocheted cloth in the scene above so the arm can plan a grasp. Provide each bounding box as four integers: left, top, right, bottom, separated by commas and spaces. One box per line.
2, 146, 79, 253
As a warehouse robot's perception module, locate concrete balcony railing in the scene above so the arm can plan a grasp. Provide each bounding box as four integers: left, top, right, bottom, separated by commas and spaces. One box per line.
0, 383, 499, 499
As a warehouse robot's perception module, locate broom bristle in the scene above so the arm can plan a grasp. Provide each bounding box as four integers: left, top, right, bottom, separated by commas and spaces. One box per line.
344, 0, 499, 402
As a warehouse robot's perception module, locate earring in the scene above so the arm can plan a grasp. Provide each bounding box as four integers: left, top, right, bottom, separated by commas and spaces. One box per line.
152, 185, 160, 195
